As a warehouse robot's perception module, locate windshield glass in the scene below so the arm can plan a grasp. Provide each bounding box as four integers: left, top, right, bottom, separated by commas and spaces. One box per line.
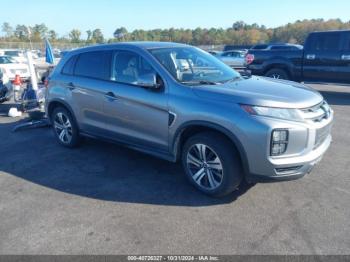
4, 51, 22, 57
0, 56, 14, 64
149, 47, 241, 85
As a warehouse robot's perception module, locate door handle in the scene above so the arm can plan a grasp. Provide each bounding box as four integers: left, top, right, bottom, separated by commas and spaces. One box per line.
67, 82, 75, 90
341, 54, 350, 61
104, 91, 119, 101
306, 54, 316, 60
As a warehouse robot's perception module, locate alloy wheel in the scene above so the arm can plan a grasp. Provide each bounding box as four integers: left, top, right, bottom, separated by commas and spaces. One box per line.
186, 144, 224, 190
53, 112, 73, 144
271, 74, 281, 79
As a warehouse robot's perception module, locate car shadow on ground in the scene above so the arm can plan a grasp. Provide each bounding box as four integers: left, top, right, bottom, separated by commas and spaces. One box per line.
0, 116, 254, 207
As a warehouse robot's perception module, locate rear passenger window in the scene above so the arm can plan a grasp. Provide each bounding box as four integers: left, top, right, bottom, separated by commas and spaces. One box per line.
61, 55, 77, 75
74, 51, 111, 80
271, 46, 290, 50
310, 33, 341, 51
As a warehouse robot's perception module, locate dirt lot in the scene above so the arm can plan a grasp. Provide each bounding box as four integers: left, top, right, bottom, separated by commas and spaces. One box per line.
0, 83, 349, 255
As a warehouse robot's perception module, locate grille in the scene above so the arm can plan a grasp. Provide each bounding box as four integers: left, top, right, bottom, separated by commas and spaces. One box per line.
301, 101, 331, 122
315, 123, 331, 149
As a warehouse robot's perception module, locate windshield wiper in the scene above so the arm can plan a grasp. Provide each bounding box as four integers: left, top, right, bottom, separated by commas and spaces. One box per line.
180, 80, 218, 86
221, 76, 242, 84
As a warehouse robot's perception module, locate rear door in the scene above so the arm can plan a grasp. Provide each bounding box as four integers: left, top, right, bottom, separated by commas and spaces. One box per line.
302, 32, 342, 83
68, 50, 112, 135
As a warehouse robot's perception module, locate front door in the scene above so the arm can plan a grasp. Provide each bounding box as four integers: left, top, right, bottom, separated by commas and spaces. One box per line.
101, 50, 169, 152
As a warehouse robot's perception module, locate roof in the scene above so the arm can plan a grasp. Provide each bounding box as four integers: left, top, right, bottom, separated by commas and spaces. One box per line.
310, 29, 350, 34
70, 41, 189, 54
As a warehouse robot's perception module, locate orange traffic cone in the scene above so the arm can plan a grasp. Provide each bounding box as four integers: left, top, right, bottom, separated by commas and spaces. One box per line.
12, 74, 22, 102
12, 74, 21, 85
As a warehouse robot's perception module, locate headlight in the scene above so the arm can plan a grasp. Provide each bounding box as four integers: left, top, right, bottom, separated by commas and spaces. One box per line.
240, 105, 304, 122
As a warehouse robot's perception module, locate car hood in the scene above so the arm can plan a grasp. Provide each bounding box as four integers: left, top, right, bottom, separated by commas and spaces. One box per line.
0, 63, 29, 70
192, 76, 323, 109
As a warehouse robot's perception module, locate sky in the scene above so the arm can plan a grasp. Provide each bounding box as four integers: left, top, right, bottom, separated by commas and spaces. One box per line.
0, 0, 349, 39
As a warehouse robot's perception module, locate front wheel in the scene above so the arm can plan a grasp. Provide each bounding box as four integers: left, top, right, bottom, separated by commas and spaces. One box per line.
182, 132, 243, 197
265, 68, 289, 80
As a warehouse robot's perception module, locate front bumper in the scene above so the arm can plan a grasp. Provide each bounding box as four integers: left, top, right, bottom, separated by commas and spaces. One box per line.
242, 107, 333, 183
248, 134, 331, 183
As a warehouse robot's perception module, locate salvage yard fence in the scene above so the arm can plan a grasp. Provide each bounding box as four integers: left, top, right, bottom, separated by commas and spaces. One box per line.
0, 42, 86, 51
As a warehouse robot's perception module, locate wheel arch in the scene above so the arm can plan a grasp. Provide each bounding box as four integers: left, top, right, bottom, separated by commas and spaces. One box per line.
262, 59, 294, 79
47, 99, 79, 128
172, 121, 250, 177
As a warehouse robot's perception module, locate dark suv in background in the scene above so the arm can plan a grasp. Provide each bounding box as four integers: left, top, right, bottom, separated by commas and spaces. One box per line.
246, 30, 350, 83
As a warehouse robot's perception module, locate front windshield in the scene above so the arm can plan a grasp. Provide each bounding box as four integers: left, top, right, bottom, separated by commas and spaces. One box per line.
0, 56, 14, 64
149, 47, 241, 85
4, 51, 22, 57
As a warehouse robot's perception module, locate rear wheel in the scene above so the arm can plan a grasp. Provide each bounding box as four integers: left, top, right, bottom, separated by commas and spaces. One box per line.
182, 132, 243, 197
265, 68, 289, 80
51, 107, 80, 147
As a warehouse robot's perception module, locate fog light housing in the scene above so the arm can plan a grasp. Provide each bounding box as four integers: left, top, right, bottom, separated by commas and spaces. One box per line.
271, 129, 289, 156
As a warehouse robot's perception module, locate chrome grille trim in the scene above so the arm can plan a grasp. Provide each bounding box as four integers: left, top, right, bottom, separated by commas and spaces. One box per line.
300, 101, 330, 122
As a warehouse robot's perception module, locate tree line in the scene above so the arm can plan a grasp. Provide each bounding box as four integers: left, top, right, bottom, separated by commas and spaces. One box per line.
1, 19, 350, 47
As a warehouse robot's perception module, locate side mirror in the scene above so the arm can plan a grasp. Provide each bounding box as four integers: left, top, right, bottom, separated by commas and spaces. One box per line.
137, 73, 159, 89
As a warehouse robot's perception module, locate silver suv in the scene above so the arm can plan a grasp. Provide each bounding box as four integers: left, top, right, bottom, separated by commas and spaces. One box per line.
46, 42, 333, 197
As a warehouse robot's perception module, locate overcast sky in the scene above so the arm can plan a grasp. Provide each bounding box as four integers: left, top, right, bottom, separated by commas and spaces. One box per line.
1, 0, 349, 38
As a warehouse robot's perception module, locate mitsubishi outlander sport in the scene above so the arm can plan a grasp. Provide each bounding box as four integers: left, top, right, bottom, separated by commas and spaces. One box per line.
46, 42, 333, 197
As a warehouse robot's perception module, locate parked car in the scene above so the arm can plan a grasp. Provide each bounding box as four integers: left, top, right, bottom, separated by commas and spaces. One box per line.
250, 43, 303, 51
246, 30, 350, 83
223, 45, 252, 52
0, 71, 11, 103
46, 42, 333, 197
0, 55, 30, 81
215, 50, 246, 68
0, 49, 27, 63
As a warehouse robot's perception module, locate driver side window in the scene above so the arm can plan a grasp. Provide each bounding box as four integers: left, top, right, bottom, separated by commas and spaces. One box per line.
111, 50, 157, 85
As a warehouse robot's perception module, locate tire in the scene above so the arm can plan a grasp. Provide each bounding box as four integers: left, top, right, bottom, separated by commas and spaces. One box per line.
181, 132, 243, 197
51, 106, 80, 148
265, 68, 289, 80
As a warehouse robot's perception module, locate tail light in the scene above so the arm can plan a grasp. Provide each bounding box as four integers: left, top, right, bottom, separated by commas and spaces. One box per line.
245, 54, 255, 65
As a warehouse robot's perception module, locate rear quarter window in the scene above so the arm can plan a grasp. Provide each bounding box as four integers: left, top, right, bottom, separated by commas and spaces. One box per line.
270, 46, 294, 50
74, 51, 111, 80
61, 55, 77, 75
